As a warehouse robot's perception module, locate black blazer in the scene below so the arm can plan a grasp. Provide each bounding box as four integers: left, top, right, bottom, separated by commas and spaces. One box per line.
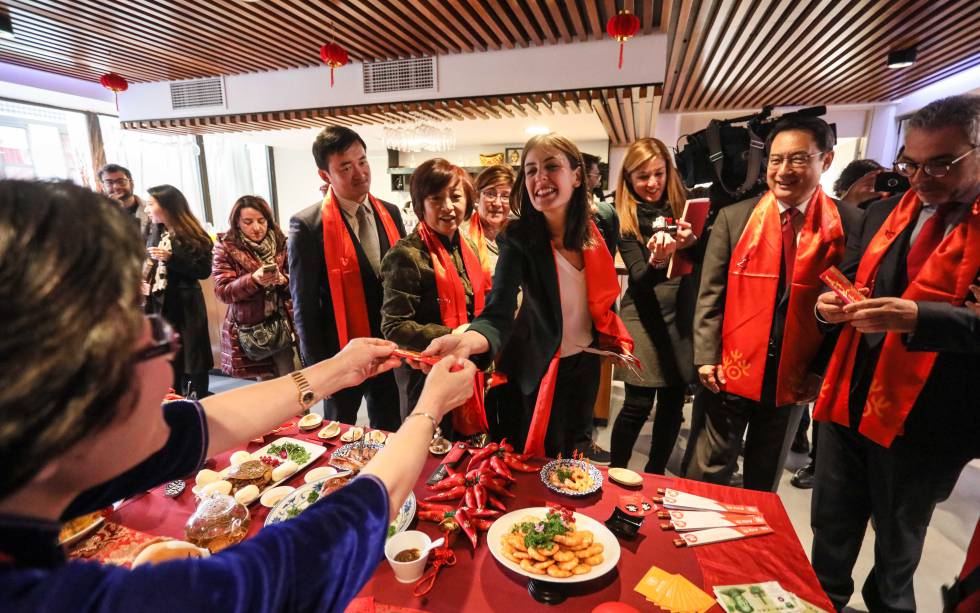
835, 195, 980, 453
694, 194, 864, 377
288, 198, 405, 365
467, 218, 619, 397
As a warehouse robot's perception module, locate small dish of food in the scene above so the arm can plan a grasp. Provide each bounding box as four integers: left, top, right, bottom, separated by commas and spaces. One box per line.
298, 413, 323, 431
260, 486, 295, 508
365, 430, 387, 444
607, 467, 643, 488
329, 442, 383, 473
58, 511, 105, 547
304, 465, 338, 483
340, 426, 364, 443
428, 437, 452, 455
317, 421, 341, 440
540, 459, 603, 497
233, 484, 261, 505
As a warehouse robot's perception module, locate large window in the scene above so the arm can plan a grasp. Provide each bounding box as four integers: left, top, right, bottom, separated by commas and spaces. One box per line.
202, 135, 271, 232
99, 116, 207, 223
0, 100, 94, 186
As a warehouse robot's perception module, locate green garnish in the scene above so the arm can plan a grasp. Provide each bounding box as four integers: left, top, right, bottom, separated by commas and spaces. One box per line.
555, 467, 573, 483
285, 506, 303, 519
387, 524, 396, 538
267, 442, 312, 465
306, 490, 320, 504
511, 511, 570, 549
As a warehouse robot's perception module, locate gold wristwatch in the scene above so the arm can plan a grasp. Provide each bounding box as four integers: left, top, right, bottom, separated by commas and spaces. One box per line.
290, 371, 316, 411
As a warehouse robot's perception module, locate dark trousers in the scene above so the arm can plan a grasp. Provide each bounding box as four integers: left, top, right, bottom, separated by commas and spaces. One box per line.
485, 379, 523, 443
610, 383, 686, 474
685, 390, 804, 492
324, 369, 400, 431
811, 422, 971, 613
680, 386, 711, 476
518, 351, 600, 458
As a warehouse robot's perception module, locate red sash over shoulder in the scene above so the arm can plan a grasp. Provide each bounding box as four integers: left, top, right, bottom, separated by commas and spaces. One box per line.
321, 189, 401, 347
720, 188, 845, 406
524, 221, 633, 456
466, 215, 493, 278
417, 222, 489, 436
813, 191, 980, 447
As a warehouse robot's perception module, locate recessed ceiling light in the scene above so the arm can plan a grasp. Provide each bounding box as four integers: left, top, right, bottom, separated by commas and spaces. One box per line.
525, 125, 550, 136
887, 47, 917, 69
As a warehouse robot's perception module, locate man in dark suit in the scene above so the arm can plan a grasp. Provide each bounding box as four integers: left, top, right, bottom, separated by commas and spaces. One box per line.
288, 126, 405, 430
687, 116, 863, 492
811, 94, 980, 613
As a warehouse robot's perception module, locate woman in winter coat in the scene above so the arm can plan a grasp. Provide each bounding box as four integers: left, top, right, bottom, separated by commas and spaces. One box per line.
144, 184, 214, 397
212, 195, 296, 380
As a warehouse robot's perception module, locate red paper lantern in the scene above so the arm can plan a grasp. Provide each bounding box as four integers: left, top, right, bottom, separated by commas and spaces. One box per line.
99, 72, 128, 110
319, 42, 349, 87
606, 9, 641, 69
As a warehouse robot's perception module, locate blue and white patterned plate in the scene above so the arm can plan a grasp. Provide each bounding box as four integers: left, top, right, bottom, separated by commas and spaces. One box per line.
331, 441, 385, 462
265, 473, 416, 535
540, 459, 603, 497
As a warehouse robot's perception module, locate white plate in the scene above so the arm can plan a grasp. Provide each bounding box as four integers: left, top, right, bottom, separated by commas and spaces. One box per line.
58, 514, 105, 547
486, 506, 621, 583
260, 486, 295, 508
218, 437, 326, 506
304, 465, 339, 483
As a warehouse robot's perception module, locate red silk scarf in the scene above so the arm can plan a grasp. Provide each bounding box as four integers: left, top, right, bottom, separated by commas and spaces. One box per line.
466, 215, 493, 278
813, 191, 980, 447
321, 189, 401, 347
524, 221, 634, 456
720, 187, 845, 406
417, 222, 490, 435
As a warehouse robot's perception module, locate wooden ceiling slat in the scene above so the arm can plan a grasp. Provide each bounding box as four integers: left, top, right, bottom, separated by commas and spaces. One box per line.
486, 0, 525, 48
346, 1, 443, 56
675, 0, 734, 111
506, 0, 543, 46
642, 0, 655, 35
380, 2, 459, 56
604, 89, 627, 144
621, 88, 637, 143
526, 0, 558, 46
563, 0, 589, 42
659, 0, 672, 33
602, 0, 616, 25
590, 95, 618, 145
414, 1, 476, 54
660, 0, 697, 110
287, 1, 396, 61
583, 0, 602, 39
544, 1, 573, 45
329, 1, 424, 58
463, 0, 515, 50
429, 1, 490, 52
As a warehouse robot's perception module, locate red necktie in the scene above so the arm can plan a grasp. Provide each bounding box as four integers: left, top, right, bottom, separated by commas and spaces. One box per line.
906, 203, 954, 282
781, 208, 800, 290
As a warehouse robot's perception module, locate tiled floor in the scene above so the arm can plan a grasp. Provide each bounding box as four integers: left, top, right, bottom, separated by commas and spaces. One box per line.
210, 374, 977, 612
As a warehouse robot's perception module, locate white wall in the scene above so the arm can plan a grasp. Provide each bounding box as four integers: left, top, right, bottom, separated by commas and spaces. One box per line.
119, 34, 667, 121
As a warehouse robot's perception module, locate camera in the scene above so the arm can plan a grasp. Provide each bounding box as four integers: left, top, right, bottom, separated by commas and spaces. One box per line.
873, 171, 911, 194
651, 216, 678, 237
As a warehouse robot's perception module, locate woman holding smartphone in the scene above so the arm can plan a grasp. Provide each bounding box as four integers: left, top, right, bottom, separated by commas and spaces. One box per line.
213, 195, 297, 381
421, 134, 633, 458
144, 184, 214, 397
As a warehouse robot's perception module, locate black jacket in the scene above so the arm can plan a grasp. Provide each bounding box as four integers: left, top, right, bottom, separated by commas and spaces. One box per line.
288, 198, 405, 365
835, 195, 980, 454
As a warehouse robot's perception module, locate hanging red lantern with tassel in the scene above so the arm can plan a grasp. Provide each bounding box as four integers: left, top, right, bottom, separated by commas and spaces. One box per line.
606, 9, 641, 70
319, 42, 349, 88
99, 72, 128, 110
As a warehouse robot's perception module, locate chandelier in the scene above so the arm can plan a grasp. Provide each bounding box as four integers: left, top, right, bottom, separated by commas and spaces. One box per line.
383, 119, 456, 153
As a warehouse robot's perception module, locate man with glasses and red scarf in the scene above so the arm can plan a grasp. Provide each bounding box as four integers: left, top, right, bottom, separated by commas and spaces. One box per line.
812, 94, 980, 612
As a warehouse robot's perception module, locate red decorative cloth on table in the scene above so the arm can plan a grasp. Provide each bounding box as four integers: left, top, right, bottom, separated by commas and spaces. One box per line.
68, 522, 171, 568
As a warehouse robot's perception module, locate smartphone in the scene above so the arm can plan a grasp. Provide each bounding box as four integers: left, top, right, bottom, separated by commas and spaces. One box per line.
874, 172, 910, 194
261, 263, 276, 275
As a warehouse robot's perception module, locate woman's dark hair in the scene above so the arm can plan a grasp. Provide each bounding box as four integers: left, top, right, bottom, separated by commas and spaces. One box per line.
509, 133, 593, 251
409, 158, 476, 223
312, 126, 367, 172
227, 195, 285, 248
833, 159, 884, 197
0, 180, 144, 500
147, 184, 213, 253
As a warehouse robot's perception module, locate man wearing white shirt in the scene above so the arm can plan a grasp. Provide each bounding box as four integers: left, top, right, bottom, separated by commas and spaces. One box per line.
686, 116, 864, 492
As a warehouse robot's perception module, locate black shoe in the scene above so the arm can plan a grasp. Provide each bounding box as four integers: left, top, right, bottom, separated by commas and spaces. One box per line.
584, 441, 611, 466
790, 462, 815, 489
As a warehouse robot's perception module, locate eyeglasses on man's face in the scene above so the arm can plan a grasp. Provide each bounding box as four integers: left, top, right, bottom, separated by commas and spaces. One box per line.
102, 178, 130, 187
894, 145, 979, 178
767, 151, 825, 169
133, 314, 180, 363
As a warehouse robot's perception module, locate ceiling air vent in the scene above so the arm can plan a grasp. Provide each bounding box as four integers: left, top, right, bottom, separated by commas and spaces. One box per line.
362, 56, 437, 94
170, 77, 226, 110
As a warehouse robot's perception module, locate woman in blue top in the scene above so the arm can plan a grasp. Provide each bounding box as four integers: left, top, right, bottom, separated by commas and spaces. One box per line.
0, 179, 476, 612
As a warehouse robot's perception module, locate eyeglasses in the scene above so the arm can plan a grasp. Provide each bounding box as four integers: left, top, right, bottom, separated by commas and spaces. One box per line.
767, 152, 825, 168
102, 178, 130, 187
894, 145, 979, 178
481, 190, 511, 202
133, 314, 181, 363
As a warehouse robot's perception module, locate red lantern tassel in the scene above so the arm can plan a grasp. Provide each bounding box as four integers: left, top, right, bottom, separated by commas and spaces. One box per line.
114, 92, 119, 112
619, 43, 624, 69
330, 67, 334, 88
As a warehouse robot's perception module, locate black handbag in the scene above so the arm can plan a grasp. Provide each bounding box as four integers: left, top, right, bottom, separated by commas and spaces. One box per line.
237, 311, 292, 361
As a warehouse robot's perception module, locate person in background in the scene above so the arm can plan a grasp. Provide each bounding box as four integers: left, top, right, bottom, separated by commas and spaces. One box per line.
583, 153, 612, 204
381, 159, 489, 435
0, 178, 476, 613
212, 195, 297, 381
583, 153, 619, 257
421, 134, 633, 459
790, 157, 886, 489
462, 164, 515, 276
100, 163, 149, 240
811, 94, 980, 613
687, 116, 863, 492
289, 126, 405, 431
143, 184, 214, 398
609, 137, 698, 474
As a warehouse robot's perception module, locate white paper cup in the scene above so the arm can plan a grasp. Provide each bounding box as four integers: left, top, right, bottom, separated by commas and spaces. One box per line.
384, 530, 431, 584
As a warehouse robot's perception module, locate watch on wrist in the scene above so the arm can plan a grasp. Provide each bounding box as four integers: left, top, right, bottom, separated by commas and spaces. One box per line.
290, 371, 316, 411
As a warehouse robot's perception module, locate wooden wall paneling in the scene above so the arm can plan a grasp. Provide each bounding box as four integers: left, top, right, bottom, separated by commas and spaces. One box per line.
430, 1, 491, 52
506, 0, 544, 46
544, 0, 573, 44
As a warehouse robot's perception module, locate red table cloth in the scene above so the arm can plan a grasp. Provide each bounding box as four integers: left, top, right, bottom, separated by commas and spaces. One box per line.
114, 421, 832, 612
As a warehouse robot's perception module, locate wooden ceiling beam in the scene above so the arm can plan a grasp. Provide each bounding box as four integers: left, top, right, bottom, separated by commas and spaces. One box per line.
449, 0, 502, 51
583, 0, 603, 39
486, 0, 525, 48
526, 0, 558, 45
506, 0, 544, 47
605, 89, 628, 144
463, 0, 515, 49
544, 0, 573, 45
329, 1, 423, 58
430, 1, 490, 52
563, 0, 589, 42
591, 95, 619, 146
414, 1, 476, 54
621, 88, 637, 143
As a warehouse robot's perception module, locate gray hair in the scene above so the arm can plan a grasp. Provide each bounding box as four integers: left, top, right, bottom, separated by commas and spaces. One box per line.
906, 94, 980, 145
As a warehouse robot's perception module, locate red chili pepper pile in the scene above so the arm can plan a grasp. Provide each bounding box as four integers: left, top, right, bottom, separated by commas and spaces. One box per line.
420, 439, 538, 548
